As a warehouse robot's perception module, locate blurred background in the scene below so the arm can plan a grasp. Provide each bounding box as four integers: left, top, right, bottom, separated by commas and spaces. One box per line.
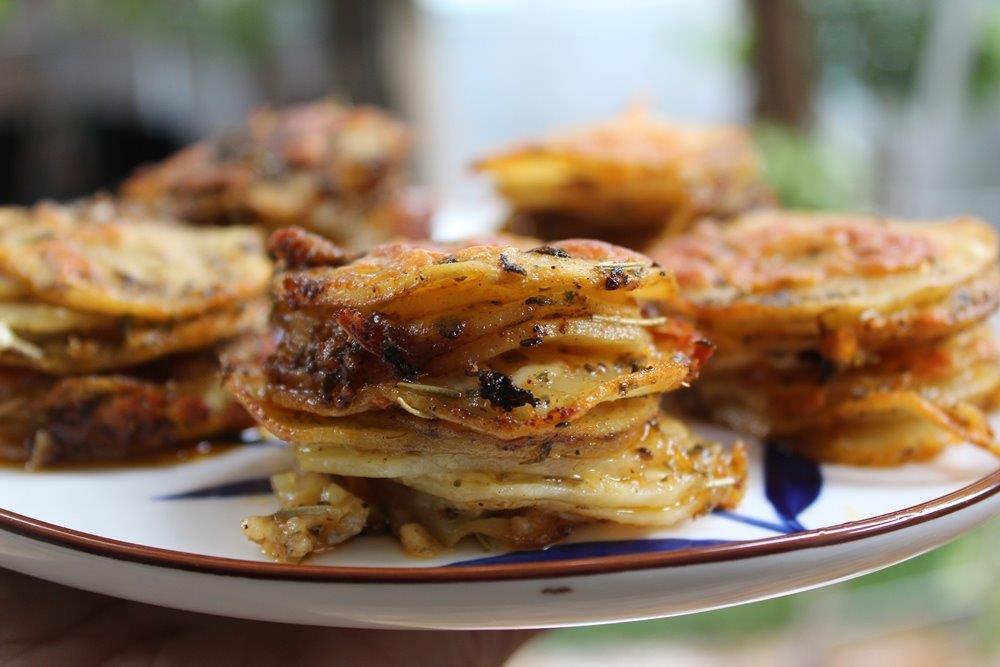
0, 0, 997, 664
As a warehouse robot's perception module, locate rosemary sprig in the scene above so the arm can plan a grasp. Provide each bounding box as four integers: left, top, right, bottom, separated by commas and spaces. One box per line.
272, 505, 338, 521
0, 323, 43, 359
396, 396, 436, 420
592, 314, 668, 326
395, 381, 463, 398
473, 533, 494, 551
593, 260, 647, 270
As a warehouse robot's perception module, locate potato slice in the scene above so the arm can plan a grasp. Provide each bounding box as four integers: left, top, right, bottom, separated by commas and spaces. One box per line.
0, 202, 271, 320
0, 299, 267, 375
475, 105, 771, 230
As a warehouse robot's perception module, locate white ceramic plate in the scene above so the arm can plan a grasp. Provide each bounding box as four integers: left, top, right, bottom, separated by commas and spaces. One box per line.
0, 423, 996, 629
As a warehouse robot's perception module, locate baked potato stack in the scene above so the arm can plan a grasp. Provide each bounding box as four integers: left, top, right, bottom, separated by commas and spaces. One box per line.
475, 106, 773, 250
225, 228, 746, 562
649, 210, 1000, 466
121, 100, 430, 251
0, 200, 272, 466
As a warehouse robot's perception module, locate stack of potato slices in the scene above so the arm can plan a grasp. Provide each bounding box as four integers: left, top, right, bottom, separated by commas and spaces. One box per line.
475, 106, 772, 250
225, 228, 746, 562
0, 200, 272, 466
649, 210, 1000, 465
121, 100, 430, 251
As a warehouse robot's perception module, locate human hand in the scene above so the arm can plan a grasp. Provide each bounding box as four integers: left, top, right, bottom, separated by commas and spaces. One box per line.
0, 567, 536, 666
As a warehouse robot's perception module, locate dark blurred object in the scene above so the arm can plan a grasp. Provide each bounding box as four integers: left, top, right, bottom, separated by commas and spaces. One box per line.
0, 116, 179, 205
0, 0, 392, 206
805, 0, 932, 101
331, 1, 388, 107
749, 0, 815, 130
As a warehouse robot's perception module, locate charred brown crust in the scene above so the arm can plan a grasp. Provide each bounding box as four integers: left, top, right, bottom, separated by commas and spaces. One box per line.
120, 100, 429, 248
263, 237, 674, 409
268, 226, 348, 269
477, 370, 539, 411
0, 351, 254, 467
334, 310, 419, 380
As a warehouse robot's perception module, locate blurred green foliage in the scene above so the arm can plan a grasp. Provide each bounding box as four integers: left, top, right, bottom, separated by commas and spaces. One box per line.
804, 0, 1000, 108
55, 0, 275, 58
752, 123, 858, 210
805, 0, 932, 102
546, 519, 999, 650
971, 5, 1000, 106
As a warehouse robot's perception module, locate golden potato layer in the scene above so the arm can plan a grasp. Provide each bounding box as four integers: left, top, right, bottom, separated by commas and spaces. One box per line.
241, 410, 746, 562
676, 323, 1000, 466
650, 210, 1000, 364
0, 299, 267, 375
260, 230, 708, 436
229, 229, 745, 561
0, 201, 271, 321
476, 106, 772, 237
0, 201, 271, 375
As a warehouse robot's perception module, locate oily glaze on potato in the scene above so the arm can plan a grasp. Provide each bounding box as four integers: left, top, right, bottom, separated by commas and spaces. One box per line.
0, 299, 267, 375
680, 324, 1000, 465
271, 234, 676, 313
396, 414, 745, 525
262, 230, 705, 434
650, 211, 1000, 364
475, 106, 772, 238
240, 413, 745, 560
231, 230, 745, 562
226, 352, 662, 465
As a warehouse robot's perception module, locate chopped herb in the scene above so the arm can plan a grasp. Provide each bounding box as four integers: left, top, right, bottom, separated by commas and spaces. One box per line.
382, 343, 417, 380
594, 261, 646, 291
603, 267, 628, 290
796, 349, 838, 383
272, 505, 337, 521
595, 260, 647, 269
436, 317, 466, 340
529, 246, 570, 258
499, 253, 527, 275
522, 441, 554, 464
477, 370, 539, 411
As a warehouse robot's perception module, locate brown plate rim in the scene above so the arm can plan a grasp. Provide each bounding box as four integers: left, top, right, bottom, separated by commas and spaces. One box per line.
0, 467, 997, 583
